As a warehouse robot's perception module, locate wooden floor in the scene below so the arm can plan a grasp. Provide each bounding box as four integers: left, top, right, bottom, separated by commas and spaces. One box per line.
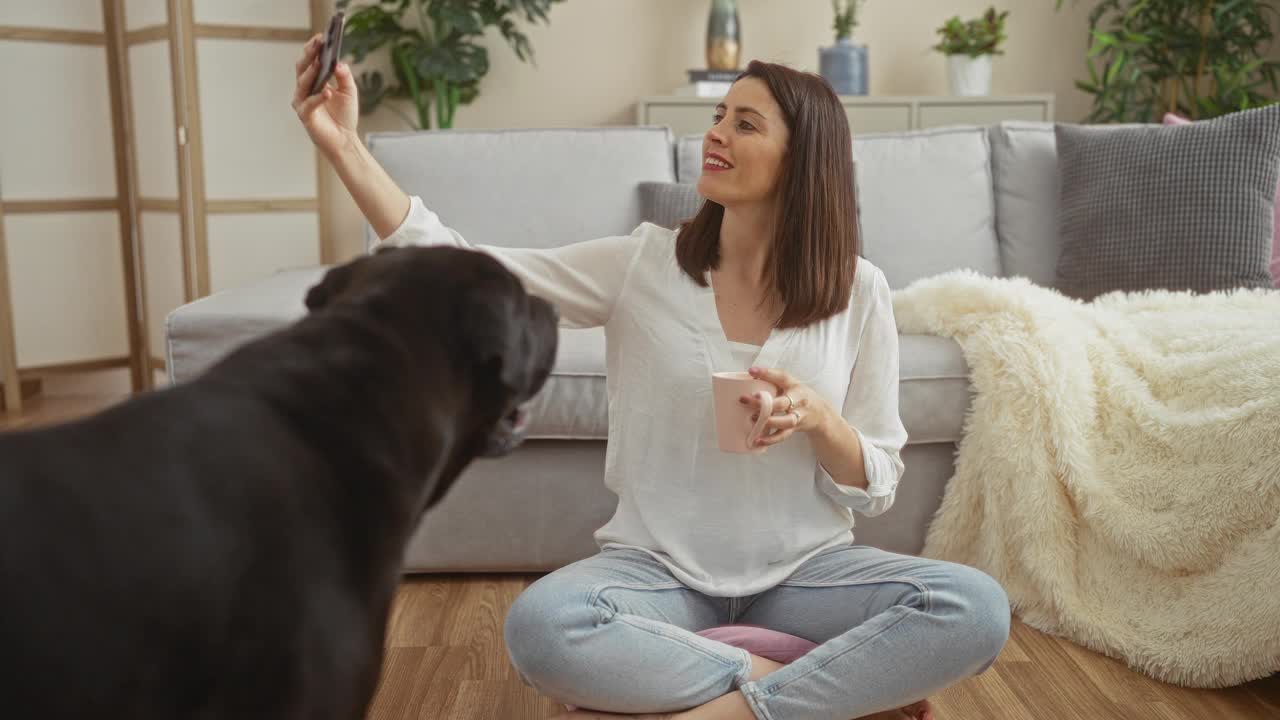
371, 576, 1280, 720
370, 575, 547, 720
6, 394, 1279, 719
0, 392, 123, 432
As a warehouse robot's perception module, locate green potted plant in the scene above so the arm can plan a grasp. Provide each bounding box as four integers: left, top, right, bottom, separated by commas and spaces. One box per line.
820, 0, 870, 95
1054, 0, 1279, 123
337, 0, 563, 130
932, 6, 1010, 96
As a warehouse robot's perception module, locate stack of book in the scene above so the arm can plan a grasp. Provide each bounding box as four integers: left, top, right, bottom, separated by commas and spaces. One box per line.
673, 69, 739, 98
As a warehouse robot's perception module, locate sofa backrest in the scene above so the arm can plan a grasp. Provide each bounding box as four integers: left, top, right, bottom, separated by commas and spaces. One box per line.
365, 124, 1067, 291
364, 127, 676, 250
678, 126, 1005, 289
851, 127, 1004, 288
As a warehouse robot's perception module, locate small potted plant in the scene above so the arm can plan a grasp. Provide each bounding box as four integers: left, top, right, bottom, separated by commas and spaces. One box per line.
819, 0, 869, 95
932, 6, 1009, 96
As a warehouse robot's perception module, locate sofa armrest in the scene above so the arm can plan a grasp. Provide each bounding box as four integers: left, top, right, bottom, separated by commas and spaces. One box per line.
165, 267, 326, 384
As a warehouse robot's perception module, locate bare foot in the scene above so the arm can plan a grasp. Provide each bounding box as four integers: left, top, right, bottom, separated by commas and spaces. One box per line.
858, 698, 935, 720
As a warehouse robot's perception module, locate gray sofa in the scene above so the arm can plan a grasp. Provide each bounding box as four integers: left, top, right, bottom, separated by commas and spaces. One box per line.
165, 122, 1064, 571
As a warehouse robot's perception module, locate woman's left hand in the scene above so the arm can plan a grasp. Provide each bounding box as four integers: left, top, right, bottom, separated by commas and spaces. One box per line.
739, 366, 835, 450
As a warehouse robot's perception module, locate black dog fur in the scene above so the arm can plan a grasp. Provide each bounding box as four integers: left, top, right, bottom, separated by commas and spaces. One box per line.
0, 245, 557, 719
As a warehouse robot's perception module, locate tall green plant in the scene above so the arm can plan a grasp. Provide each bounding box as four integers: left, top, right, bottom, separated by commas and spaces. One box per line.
1055, 0, 1280, 122
337, 0, 563, 130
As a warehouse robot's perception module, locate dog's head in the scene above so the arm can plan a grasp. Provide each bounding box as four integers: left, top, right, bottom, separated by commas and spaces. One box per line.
303, 245, 558, 467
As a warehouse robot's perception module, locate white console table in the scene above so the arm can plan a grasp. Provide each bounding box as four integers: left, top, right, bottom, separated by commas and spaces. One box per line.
636, 94, 1055, 137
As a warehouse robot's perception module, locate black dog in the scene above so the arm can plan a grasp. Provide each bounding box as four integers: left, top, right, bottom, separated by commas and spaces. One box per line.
0, 245, 558, 719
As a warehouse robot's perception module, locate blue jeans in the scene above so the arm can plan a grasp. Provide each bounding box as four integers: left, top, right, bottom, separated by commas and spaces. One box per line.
504, 544, 1009, 720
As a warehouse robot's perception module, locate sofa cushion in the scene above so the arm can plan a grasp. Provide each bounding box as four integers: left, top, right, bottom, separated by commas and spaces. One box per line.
510, 331, 971, 444
1164, 112, 1280, 288
165, 267, 321, 384
897, 334, 970, 445
637, 181, 702, 230
988, 122, 1062, 286
167, 269, 973, 445
520, 330, 972, 444
677, 134, 705, 184
679, 128, 1003, 289
165, 267, 611, 441
854, 127, 1002, 288
518, 327, 608, 439
1053, 105, 1280, 300
364, 127, 676, 251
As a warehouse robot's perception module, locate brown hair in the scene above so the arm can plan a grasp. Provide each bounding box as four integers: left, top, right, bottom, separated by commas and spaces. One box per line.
675, 60, 859, 329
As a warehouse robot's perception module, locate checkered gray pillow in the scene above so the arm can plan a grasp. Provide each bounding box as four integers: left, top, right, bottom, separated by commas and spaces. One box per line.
1054, 104, 1280, 301
637, 182, 702, 230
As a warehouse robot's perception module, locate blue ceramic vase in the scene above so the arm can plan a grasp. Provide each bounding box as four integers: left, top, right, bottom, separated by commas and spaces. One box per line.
820, 38, 869, 96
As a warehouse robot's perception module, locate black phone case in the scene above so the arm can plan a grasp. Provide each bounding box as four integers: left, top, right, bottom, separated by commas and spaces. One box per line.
309, 12, 344, 96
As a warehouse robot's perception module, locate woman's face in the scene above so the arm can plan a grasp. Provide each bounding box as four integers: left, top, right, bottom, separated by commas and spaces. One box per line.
696, 77, 790, 209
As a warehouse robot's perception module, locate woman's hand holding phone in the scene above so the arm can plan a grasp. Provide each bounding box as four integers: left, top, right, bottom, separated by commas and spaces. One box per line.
290, 15, 412, 242
291, 31, 359, 161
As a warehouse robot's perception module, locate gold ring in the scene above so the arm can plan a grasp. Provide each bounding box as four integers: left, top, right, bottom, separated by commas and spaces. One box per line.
783, 393, 796, 412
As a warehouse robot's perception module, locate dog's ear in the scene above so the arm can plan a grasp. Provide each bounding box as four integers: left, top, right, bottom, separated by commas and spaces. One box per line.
462, 292, 525, 392
305, 259, 362, 312
303, 282, 330, 312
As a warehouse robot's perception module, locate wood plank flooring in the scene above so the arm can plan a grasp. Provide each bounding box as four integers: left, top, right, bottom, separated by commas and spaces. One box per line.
370, 575, 1279, 720
6, 394, 1278, 719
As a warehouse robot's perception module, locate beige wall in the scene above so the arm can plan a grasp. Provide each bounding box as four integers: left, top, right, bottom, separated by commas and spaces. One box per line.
1272, 9, 1280, 66
325, 0, 1097, 260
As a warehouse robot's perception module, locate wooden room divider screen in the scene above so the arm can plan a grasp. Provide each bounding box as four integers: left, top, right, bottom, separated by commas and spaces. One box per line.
0, 0, 337, 413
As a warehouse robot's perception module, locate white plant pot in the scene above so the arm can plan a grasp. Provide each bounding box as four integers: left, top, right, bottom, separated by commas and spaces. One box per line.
947, 54, 992, 97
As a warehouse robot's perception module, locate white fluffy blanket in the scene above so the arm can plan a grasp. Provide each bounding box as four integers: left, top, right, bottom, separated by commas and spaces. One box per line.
892, 271, 1280, 688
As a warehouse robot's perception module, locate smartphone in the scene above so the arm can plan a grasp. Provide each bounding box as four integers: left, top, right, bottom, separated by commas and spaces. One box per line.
309, 11, 345, 97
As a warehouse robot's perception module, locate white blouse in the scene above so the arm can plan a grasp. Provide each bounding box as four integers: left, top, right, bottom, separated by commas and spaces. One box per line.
384, 196, 908, 597
727, 340, 762, 370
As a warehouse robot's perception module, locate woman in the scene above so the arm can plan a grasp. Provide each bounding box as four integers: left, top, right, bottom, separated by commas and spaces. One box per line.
292, 37, 1009, 720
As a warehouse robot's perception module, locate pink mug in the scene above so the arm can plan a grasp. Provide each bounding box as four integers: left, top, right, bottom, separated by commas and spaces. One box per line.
711, 372, 777, 454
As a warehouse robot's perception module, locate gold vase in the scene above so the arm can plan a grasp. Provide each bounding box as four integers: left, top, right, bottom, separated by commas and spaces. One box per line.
706, 0, 740, 71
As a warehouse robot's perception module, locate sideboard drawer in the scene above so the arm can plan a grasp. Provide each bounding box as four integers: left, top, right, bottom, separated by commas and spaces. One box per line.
918, 101, 1051, 128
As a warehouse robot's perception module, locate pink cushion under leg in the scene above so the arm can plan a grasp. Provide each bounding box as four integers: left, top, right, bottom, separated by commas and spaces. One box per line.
560, 625, 817, 712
